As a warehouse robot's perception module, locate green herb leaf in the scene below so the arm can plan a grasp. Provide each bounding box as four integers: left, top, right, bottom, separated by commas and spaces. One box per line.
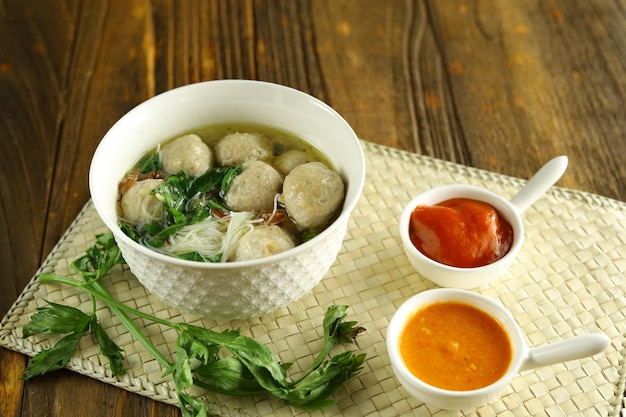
219, 164, 242, 196
190, 165, 241, 196
176, 251, 222, 263
193, 357, 264, 395
22, 300, 126, 378
144, 222, 185, 247
301, 305, 365, 378
22, 302, 91, 338
90, 317, 126, 377
152, 172, 189, 224
118, 221, 141, 241
285, 351, 366, 409
335, 319, 367, 344
174, 341, 194, 390
71, 232, 125, 282
185, 205, 211, 225
139, 153, 161, 173
300, 226, 322, 243
178, 391, 208, 417
22, 327, 89, 380
183, 324, 289, 393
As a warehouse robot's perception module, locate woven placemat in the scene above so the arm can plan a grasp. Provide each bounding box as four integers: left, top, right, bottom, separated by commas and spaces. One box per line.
1, 141, 625, 416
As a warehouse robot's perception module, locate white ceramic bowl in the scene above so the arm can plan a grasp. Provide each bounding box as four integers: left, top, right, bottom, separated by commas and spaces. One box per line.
89, 80, 366, 319
386, 289, 610, 410
399, 184, 525, 289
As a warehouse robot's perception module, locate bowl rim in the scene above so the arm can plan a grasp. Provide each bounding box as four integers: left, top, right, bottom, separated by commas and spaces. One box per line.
89, 79, 366, 269
399, 184, 525, 273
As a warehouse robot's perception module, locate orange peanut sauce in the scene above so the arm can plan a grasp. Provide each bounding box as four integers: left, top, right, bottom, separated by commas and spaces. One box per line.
399, 301, 512, 391
409, 198, 514, 268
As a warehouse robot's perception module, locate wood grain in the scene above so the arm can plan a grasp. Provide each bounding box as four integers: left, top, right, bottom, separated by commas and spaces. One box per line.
0, 1, 624, 416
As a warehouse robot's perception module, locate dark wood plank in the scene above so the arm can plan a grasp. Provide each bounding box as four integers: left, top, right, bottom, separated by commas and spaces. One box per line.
0, 350, 25, 417
20, 369, 180, 417
0, 0, 76, 317
0, 1, 178, 416
308, 0, 416, 150
13, 1, 183, 416
42, 0, 158, 253
426, 0, 626, 199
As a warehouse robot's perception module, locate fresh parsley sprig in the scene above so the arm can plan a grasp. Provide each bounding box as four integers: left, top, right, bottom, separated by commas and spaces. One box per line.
21, 302, 126, 379
24, 232, 366, 416
21, 232, 127, 380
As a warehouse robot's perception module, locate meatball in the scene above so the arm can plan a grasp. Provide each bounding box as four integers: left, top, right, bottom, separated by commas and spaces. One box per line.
120, 178, 165, 225
280, 162, 345, 229
274, 149, 316, 175
233, 225, 295, 261
160, 134, 212, 177
214, 132, 273, 166
224, 160, 283, 212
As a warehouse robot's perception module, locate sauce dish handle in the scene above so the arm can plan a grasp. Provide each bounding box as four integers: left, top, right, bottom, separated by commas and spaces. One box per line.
509, 155, 568, 214
519, 333, 610, 372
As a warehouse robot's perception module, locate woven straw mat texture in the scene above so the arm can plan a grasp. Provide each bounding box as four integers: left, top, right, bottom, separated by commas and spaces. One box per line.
1, 141, 625, 417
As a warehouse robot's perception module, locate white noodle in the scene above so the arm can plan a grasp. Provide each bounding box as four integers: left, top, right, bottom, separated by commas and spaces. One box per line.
166, 218, 224, 256
185, 192, 203, 212
164, 211, 256, 261
220, 212, 256, 262
265, 193, 281, 224
140, 193, 165, 223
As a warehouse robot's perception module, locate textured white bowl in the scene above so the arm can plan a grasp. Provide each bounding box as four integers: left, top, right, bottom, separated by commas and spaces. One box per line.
90, 80, 365, 319
399, 184, 524, 289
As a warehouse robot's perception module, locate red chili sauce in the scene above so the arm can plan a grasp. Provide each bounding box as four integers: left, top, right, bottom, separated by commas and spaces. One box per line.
409, 198, 514, 268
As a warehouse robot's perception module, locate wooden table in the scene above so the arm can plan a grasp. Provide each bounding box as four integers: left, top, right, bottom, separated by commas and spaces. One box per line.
1, 1, 624, 416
